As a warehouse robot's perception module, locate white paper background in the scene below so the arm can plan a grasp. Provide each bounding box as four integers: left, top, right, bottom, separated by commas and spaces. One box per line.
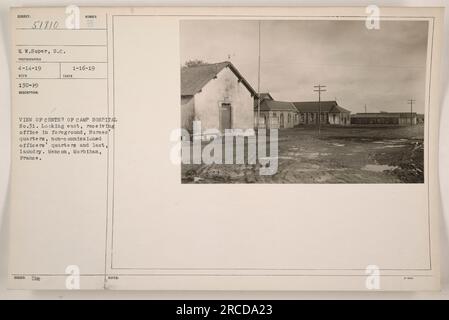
0, 0, 448, 299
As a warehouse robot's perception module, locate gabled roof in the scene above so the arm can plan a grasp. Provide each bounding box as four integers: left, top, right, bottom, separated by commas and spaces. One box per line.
258, 92, 274, 101
293, 101, 350, 113
256, 99, 297, 112
181, 61, 257, 97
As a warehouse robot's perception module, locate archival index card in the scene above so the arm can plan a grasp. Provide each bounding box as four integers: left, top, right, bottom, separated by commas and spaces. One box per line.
8, 6, 443, 290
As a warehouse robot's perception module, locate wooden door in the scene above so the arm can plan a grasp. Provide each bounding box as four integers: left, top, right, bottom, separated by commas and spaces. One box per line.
220, 103, 232, 131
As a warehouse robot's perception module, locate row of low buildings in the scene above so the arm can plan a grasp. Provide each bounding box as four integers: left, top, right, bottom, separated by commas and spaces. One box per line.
255, 93, 351, 129
181, 61, 421, 133
351, 112, 422, 125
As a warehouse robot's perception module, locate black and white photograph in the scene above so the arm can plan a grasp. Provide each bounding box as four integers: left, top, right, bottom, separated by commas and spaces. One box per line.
180, 19, 428, 184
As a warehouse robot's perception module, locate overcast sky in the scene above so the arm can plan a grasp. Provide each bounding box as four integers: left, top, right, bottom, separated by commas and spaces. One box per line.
180, 20, 429, 113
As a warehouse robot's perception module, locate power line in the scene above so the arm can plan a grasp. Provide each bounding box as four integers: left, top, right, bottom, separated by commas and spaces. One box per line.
313, 84, 327, 136
408, 99, 416, 126
256, 20, 261, 130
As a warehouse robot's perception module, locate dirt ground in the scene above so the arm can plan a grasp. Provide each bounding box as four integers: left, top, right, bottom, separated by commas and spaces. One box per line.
181, 125, 424, 184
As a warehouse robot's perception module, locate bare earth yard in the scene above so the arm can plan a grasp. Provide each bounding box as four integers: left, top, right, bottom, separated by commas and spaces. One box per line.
181, 125, 424, 184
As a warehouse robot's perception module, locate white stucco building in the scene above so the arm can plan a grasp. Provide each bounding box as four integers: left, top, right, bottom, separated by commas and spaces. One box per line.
181, 61, 257, 134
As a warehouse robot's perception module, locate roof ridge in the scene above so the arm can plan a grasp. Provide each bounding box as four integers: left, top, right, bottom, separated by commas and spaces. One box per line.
267, 99, 294, 103
293, 100, 337, 103
182, 61, 230, 69
181, 60, 256, 96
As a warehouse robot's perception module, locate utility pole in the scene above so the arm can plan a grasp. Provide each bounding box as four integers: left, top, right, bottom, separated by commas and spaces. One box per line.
313, 84, 326, 136
365, 104, 367, 113
256, 20, 261, 130
408, 99, 415, 126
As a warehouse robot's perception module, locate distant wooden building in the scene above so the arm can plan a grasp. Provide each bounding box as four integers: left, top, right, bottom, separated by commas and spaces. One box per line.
293, 101, 351, 126
350, 112, 418, 125
254, 93, 299, 129
181, 61, 257, 134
